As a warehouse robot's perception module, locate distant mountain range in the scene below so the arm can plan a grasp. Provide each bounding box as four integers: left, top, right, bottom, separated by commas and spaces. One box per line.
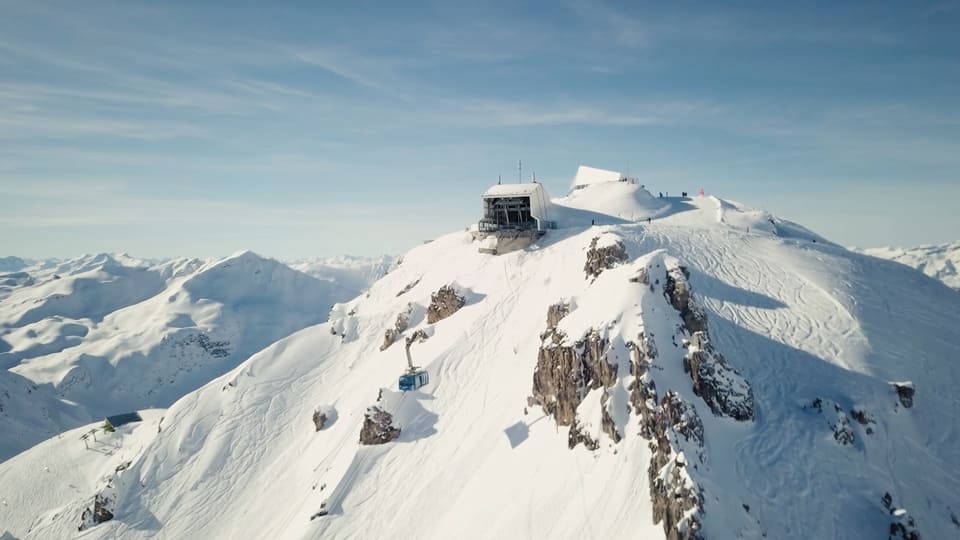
859, 242, 960, 290
0, 252, 392, 461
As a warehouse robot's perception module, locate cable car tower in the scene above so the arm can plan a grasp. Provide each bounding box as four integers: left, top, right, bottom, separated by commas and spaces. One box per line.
398, 339, 429, 391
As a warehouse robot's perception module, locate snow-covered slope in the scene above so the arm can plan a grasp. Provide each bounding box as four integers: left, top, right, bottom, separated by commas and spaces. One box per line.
3, 186, 958, 540
0, 369, 89, 461
10, 252, 339, 418
0, 252, 383, 462
861, 242, 960, 290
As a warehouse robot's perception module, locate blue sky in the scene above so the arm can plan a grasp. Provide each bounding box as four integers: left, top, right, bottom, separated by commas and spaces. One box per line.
1, 1, 958, 259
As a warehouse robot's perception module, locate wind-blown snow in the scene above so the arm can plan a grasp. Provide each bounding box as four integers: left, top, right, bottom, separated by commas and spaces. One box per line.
2, 187, 958, 539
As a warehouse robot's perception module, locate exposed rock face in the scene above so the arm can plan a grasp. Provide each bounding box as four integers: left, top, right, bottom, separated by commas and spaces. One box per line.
395, 277, 420, 297
568, 419, 600, 450
165, 332, 231, 359
883, 492, 922, 540
78, 494, 114, 530
893, 382, 915, 408
831, 406, 855, 446
313, 410, 327, 431
805, 398, 867, 444
359, 405, 400, 445
664, 266, 706, 334
381, 304, 412, 351
546, 302, 570, 328
636, 385, 705, 539
684, 332, 754, 421
630, 329, 707, 538
584, 237, 628, 279
665, 265, 754, 421
426, 285, 466, 324
530, 260, 763, 539
531, 321, 616, 429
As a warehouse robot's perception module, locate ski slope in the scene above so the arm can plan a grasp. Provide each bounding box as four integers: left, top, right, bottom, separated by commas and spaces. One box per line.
2, 186, 958, 539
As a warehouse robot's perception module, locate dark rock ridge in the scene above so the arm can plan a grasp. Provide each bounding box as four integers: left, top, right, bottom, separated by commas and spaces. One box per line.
629, 335, 705, 539
381, 303, 412, 351
665, 265, 754, 421
892, 382, 915, 409
684, 332, 754, 421
883, 492, 922, 540
530, 302, 617, 431
804, 398, 871, 444
395, 277, 420, 297
313, 409, 327, 431
359, 405, 400, 445
584, 237, 628, 279
426, 285, 465, 324
529, 259, 761, 539
78, 494, 114, 530
164, 332, 231, 359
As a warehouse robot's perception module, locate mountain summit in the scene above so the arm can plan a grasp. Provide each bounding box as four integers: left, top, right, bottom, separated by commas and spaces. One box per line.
2, 182, 957, 539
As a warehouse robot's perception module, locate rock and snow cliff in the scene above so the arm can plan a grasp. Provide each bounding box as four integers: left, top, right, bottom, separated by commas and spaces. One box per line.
1, 186, 958, 539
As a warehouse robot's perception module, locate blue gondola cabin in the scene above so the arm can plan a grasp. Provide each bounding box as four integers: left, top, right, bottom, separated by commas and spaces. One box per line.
399, 370, 429, 391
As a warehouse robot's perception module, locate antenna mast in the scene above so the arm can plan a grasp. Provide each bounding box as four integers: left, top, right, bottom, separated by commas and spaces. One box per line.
518, 160, 522, 182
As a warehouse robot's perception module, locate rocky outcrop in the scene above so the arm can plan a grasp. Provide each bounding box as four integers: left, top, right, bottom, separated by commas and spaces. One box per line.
313, 409, 327, 431
805, 398, 866, 445
883, 492, 922, 540
531, 323, 616, 429
584, 237, 628, 279
892, 382, 915, 409
165, 332, 231, 359
664, 264, 753, 421
568, 419, 600, 450
637, 386, 705, 539
530, 302, 621, 449
684, 332, 754, 421
359, 405, 400, 445
395, 277, 420, 297
380, 304, 413, 351
664, 266, 706, 334
627, 329, 706, 539
426, 285, 466, 324
78, 492, 115, 531
546, 301, 570, 328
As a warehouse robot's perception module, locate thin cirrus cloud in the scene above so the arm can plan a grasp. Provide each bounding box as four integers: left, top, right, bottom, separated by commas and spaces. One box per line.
1, 1, 958, 257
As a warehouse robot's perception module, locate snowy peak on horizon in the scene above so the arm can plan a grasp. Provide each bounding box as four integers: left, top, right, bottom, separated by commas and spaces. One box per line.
861, 242, 960, 289
286, 254, 395, 297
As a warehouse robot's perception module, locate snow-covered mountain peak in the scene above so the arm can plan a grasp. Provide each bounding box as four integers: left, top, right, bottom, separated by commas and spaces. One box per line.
2, 193, 957, 539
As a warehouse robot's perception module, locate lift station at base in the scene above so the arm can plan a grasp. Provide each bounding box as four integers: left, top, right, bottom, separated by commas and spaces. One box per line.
398, 343, 429, 391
